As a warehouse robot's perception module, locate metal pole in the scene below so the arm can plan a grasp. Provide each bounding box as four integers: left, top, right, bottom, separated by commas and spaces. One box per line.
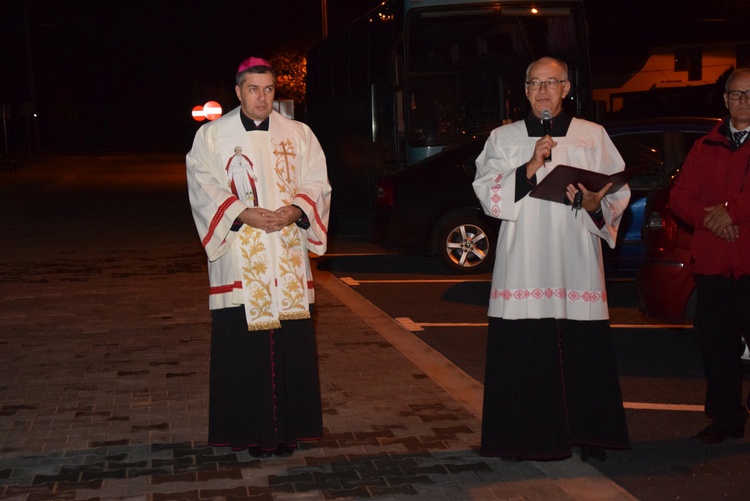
321, 0, 328, 39
2, 106, 8, 156
23, 0, 39, 153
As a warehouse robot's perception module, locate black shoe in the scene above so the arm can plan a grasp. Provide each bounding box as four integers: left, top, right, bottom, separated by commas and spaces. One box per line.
248, 446, 273, 458
273, 444, 296, 457
692, 424, 744, 444
579, 446, 607, 462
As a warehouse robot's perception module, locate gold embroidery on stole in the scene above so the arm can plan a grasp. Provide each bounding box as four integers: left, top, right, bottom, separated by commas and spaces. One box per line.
237, 133, 310, 332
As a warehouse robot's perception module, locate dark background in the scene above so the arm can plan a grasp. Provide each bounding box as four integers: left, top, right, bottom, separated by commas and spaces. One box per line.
0, 0, 746, 155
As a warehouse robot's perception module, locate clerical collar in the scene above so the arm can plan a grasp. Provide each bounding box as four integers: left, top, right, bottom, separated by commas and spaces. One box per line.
240, 112, 270, 132
525, 111, 572, 137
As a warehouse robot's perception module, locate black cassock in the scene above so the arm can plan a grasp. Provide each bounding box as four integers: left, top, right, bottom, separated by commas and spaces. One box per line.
481, 318, 630, 460
208, 306, 323, 452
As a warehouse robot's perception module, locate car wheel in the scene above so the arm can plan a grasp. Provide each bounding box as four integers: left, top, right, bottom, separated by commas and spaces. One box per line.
435, 213, 497, 274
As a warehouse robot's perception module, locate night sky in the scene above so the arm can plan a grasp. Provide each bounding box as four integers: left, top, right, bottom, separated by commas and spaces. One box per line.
0, 0, 745, 155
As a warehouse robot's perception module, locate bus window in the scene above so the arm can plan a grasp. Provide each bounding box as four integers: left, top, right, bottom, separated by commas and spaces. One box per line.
406, 6, 586, 147
306, 0, 591, 210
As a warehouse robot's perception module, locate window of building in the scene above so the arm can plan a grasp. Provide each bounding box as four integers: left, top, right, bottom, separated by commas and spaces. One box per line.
737, 44, 750, 68
674, 47, 702, 81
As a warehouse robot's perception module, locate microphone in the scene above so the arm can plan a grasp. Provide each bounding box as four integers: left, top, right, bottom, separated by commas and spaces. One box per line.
541, 108, 552, 162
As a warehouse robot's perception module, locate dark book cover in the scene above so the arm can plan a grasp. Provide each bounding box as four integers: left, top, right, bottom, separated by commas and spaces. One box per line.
529, 164, 645, 205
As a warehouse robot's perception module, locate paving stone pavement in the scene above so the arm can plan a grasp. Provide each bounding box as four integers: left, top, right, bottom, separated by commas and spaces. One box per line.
1, 156, 635, 500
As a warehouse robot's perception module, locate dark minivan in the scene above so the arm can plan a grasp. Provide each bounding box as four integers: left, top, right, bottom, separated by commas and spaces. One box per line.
373, 117, 720, 274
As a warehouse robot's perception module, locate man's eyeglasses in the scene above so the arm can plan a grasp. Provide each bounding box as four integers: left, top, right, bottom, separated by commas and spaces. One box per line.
525, 79, 566, 90
726, 89, 750, 100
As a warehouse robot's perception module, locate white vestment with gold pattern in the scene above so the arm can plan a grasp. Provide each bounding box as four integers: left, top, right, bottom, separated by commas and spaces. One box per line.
186, 108, 331, 331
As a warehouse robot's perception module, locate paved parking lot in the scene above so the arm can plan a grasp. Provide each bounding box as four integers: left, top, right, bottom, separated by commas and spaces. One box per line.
1, 156, 748, 500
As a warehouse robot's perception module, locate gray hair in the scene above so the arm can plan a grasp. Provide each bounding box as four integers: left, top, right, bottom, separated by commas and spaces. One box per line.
725, 67, 750, 91
525, 56, 569, 82
236, 65, 276, 87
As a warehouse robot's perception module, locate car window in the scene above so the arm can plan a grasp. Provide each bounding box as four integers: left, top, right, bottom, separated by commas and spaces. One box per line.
611, 132, 664, 189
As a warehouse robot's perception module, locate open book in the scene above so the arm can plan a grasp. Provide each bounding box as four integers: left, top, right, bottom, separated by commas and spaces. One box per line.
529, 164, 645, 205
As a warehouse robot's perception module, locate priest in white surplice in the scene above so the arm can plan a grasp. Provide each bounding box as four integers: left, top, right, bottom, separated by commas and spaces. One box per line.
473, 57, 630, 462
186, 57, 331, 458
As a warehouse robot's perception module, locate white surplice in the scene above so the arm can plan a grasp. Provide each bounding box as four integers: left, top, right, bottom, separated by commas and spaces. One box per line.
473, 117, 629, 321
186, 108, 331, 330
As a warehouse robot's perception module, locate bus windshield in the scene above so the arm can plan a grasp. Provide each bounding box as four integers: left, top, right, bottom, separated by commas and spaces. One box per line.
406, 5, 588, 146
305, 0, 591, 209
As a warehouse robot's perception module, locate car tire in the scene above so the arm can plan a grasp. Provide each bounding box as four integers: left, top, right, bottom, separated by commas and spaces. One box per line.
435, 213, 497, 274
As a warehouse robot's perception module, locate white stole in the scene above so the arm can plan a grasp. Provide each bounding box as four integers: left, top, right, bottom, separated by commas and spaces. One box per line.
231, 129, 310, 331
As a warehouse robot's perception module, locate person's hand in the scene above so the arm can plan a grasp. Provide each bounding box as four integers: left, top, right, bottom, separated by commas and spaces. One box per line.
273, 205, 304, 227
703, 204, 738, 241
718, 225, 740, 241
237, 207, 290, 233
566, 181, 613, 213
527, 135, 557, 178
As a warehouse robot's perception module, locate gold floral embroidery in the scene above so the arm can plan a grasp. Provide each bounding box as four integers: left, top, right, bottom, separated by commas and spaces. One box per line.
237, 214, 309, 330
235, 135, 311, 332
246, 319, 281, 331
273, 138, 297, 203
277, 225, 306, 312
238, 228, 275, 324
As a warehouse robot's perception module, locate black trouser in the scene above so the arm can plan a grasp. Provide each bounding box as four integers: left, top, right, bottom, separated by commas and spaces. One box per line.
694, 274, 750, 429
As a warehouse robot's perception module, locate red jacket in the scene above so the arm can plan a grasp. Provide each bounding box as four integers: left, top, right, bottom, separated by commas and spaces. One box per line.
670, 118, 750, 278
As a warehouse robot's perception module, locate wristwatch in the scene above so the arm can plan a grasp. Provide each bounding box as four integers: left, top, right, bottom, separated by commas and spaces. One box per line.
292, 204, 310, 229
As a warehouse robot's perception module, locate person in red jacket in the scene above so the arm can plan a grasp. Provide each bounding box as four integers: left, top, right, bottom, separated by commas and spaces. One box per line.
670, 67, 750, 444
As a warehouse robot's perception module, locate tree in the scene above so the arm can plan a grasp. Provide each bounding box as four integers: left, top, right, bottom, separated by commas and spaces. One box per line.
270, 50, 307, 106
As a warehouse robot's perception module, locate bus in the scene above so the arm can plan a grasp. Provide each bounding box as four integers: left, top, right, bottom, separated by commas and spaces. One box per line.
306, 0, 593, 212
